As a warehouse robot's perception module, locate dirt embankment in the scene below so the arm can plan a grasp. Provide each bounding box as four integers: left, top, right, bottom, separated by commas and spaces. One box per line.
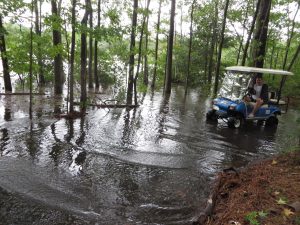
196, 150, 300, 225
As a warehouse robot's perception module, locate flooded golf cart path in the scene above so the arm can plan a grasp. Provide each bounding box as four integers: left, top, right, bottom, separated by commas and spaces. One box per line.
0, 87, 299, 224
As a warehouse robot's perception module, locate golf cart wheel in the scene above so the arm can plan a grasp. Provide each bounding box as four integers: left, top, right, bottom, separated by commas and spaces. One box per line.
257, 120, 264, 126
228, 116, 244, 129
265, 116, 278, 127
206, 110, 218, 122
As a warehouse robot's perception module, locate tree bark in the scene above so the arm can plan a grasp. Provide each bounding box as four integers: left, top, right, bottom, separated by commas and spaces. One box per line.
80, 0, 90, 111
134, 0, 151, 104
69, 0, 76, 113
213, 0, 229, 95
51, 0, 63, 94
207, 0, 218, 84
88, 0, 93, 88
185, 0, 195, 94
0, 15, 12, 92
151, 0, 162, 89
251, 0, 271, 68
34, 0, 45, 86
126, 0, 138, 105
164, 0, 176, 95
236, 1, 250, 65
29, 1, 34, 119
143, 5, 150, 86
287, 42, 300, 71
94, 0, 101, 89
282, 2, 299, 70
241, 0, 261, 66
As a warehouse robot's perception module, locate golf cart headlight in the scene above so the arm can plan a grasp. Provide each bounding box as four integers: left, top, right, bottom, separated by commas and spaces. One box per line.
229, 104, 236, 110
212, 105, 219, 110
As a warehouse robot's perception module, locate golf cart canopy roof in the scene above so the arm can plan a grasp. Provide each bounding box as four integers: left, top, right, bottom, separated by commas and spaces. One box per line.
225, 66, 294, 76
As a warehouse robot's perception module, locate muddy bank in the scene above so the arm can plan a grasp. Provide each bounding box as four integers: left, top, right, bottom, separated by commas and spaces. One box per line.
197, 150, 300, 225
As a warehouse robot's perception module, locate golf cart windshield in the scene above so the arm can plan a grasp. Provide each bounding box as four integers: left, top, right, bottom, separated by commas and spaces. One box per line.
218, 72, 250, 100
218, 66, 294, 101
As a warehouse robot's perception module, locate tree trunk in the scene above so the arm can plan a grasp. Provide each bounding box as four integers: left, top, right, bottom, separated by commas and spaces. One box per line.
29, 1, 34, 119
288, 42, 300, 71
282, 2, 299, 70
185, 0, 195, 94
80, 0, 90, 111
143, 6, 150, 86
34, 0, 45, 86
126, 0, 138, 105
133, 0, 150, 105
251, 0, 271, 68
88, 0, 93, 89
207, 0, 218, 85
94, 0, 101, 89
51, 0, 63, 94
69, 0, 76, 113
241, 0, 261, 66
213, 0, 229, 95
204, 33, 210, 84
135, 0, 150, 89
0, 15, 12, 92
151, 0, 162, 89
236, 1, 250, 65
164, 0, 176, 95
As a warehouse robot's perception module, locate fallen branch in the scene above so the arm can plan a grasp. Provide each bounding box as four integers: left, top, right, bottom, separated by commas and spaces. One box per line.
73, 102, 139, 108
0, 92, 46, 95
54, 111, 87, 119
93, 104, 138, 108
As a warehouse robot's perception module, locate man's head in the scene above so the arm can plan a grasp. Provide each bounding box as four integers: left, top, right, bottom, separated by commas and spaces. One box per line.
255, 77, 263, 86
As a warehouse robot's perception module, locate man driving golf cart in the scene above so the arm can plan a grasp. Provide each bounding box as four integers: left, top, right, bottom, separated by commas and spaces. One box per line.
206, 66, 294, 128
244, 75, 269, 118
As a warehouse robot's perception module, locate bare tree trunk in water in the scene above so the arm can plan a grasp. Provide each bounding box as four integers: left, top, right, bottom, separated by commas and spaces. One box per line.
0, 15, 12, 92
126, 0, 138, 105
165, 0, 176, 95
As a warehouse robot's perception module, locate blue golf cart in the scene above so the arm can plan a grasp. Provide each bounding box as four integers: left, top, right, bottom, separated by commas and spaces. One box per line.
206, 66, 294, 128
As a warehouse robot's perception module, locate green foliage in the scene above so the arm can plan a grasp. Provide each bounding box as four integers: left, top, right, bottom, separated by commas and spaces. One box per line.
5, 24, 55, 84
295, 216, 300, 224
245, 211, 268, 225
1, 0, 300, 98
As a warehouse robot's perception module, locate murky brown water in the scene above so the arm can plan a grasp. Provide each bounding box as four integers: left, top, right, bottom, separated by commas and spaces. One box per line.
0, 86, 299, 224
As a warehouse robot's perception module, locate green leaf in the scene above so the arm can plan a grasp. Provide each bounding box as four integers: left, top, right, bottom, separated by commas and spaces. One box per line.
277, 198, 288, 205
258, 211, 268, 218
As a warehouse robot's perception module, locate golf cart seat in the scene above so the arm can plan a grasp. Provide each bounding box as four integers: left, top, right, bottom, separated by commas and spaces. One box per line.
268, 91, 287, 105
269, 99, 286, 105
261, 104, 269, 108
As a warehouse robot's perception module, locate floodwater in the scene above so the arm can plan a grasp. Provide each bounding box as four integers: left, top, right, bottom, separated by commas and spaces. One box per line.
0, 86, 299, 225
